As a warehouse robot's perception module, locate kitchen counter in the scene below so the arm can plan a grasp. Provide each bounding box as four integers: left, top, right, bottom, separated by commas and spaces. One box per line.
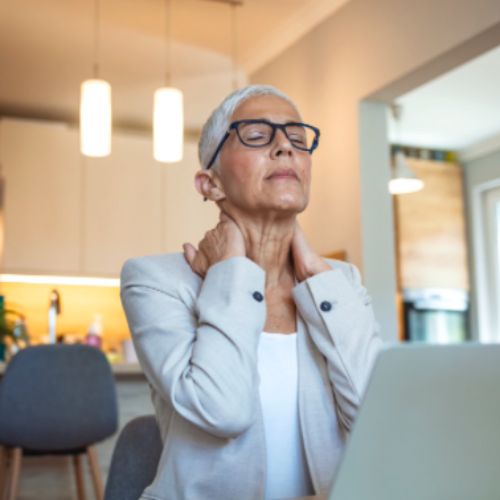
0, 360, 144, 377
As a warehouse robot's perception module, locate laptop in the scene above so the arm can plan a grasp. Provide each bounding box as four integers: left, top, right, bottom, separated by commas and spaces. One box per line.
326, 343, 500, 500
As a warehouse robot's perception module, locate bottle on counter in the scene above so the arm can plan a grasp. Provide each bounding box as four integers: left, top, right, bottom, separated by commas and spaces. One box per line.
85, 314, 103, 350
13, 317, 30, 349
48, 289, 61, 344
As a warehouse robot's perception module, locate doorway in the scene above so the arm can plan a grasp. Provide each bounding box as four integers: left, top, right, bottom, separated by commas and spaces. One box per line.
359, 38, 500, 342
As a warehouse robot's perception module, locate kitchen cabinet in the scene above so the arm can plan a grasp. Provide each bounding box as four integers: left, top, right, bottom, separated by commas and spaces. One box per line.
84, 136, 219, 275
0, 118, 218, 277
83, 132, 163, 275
162, 141, 219, 253
0, 118, 82, 274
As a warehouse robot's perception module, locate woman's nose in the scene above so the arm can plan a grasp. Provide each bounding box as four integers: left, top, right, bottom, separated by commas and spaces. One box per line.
270, 129, 293, 158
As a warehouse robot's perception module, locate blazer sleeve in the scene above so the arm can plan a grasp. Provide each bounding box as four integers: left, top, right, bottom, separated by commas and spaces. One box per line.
292, 263, 383, 432
120, 256, 266, 439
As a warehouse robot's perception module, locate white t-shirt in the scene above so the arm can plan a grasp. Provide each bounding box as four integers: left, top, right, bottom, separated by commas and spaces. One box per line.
257, 332, 313, 500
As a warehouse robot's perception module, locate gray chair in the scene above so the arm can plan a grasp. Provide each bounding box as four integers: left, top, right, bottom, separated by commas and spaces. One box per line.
0, 344, 118, 500
104, 415, 162, 500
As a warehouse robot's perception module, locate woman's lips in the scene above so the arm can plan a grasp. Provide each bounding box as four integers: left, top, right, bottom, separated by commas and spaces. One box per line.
266, 169, 299, 180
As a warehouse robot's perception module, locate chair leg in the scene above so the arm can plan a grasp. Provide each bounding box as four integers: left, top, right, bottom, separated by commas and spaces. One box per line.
86, 446, 103, 500
0, 446, 10, 500
0, 446, 7, 499
72, 454, 86, 500
5, 448, 22, 500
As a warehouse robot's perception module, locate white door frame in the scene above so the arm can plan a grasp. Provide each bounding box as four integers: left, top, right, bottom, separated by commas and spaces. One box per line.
471, 179, 500, 341
358, 101, 398, 343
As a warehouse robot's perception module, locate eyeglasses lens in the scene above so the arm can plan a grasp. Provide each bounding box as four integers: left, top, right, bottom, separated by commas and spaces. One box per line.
237, 122, 315, 150
285, 124, 315, 150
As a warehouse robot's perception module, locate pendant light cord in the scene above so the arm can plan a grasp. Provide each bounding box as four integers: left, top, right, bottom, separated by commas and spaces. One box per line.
391, 103, 402, 147
93, 0, 101, 78
230, 2, 238, 90
164, 0, 172, 86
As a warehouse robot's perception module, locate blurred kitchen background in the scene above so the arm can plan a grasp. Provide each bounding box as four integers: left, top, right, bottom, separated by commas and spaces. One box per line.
387, 44, 500, 344
1, 0, 500, 498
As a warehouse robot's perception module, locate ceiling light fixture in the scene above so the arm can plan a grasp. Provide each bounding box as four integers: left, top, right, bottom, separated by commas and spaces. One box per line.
388, 103, 424, 195
80, 0, 112, 157
153, 0, 184, 163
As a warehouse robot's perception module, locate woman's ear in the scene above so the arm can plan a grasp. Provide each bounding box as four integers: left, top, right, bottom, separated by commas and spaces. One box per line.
194, 170, 226, 202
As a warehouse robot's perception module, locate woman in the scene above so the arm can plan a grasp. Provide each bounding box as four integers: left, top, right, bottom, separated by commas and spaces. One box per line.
120, 84, 382, 500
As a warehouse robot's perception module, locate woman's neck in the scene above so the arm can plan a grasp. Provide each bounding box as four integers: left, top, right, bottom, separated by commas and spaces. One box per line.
233, 212, 296, 288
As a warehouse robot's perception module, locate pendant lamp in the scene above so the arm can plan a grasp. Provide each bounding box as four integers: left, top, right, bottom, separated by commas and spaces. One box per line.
80, 0, 112, 157
389, 150, 424, 194
389, 104, 424, 195
153, 0, 184, 163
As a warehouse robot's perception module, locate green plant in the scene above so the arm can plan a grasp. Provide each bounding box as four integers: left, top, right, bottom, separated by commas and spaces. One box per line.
0, 308, 27, 346
0, 295, 29, 361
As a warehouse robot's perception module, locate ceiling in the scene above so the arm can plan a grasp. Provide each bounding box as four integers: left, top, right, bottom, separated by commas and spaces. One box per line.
387, 43, 500, 155
0, 0, 349, 129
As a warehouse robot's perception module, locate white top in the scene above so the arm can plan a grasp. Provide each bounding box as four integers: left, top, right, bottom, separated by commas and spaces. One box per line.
257, 332, 313, 500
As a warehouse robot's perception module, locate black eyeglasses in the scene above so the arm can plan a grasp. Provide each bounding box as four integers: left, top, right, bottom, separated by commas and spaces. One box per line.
205, 119, 320, 170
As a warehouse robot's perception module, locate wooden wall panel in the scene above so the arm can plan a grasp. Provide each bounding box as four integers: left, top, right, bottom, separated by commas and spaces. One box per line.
395, 158, 469, 291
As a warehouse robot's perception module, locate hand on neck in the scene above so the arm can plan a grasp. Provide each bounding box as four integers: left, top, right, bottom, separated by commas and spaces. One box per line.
221, 205, 297, 288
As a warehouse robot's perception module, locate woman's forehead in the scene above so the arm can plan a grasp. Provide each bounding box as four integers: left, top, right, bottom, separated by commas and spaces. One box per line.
231, 95, 301, 123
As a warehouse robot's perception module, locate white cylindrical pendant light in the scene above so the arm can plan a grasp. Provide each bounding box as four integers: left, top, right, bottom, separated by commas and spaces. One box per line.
389, 177, 425, 195
389, 150, 424, 195
80, 79, 112, 157
153, 87, 184, 163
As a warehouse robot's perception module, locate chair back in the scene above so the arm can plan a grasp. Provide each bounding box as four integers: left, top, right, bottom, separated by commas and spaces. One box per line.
104, 415, 163, 500
0, 344, 118, 451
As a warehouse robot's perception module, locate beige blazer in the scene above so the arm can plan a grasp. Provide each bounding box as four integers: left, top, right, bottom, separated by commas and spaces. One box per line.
120, 253, 382, 500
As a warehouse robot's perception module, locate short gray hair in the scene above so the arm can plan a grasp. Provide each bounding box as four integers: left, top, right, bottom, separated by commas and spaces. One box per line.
198, 84, 299, 170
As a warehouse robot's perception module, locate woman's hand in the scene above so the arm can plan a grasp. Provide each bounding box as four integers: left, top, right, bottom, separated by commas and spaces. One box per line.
183, 212, 246, 278
291, 223, 331, 282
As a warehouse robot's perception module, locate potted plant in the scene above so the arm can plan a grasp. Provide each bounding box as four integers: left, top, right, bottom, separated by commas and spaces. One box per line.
0, 296, 29, 362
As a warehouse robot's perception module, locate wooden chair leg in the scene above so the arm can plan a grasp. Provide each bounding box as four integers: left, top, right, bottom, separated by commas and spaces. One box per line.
6, 447, 22, 500
0, 446, 10, 500
73, 454, 86, 500
86, 446, 103, 500
0, 446, 7, 499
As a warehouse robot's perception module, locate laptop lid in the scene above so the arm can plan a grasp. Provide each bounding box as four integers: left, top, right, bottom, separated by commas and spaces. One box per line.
328, 343, 500, 500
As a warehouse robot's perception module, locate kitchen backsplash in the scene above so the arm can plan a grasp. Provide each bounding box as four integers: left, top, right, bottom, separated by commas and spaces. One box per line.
0, 281, 130, 351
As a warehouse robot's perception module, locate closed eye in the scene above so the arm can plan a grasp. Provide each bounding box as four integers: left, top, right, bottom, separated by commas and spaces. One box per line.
246, 133, 266, 141
289, 135, 307, 145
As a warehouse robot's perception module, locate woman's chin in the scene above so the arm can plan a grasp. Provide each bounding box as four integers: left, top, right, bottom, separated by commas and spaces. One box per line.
266, 193, 308, 214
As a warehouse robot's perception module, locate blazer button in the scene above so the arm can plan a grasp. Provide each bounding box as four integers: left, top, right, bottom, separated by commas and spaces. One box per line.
252, 291, 264, 302
320, 301, 333, 312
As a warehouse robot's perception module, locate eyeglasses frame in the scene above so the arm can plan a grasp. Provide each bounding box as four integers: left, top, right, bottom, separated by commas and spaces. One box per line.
204, 119, 320, 170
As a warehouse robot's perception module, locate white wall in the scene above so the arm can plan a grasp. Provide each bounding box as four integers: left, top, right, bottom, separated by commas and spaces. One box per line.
464, 150, 500, 186
251, 0, 500, 342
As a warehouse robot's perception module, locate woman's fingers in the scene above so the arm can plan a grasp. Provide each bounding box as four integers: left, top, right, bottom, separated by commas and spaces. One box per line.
291, 223, 330, 281
292, 223, 309, 254
183, 243, 197, 267
184, 211, 246, 277
183, 242, 209, 278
